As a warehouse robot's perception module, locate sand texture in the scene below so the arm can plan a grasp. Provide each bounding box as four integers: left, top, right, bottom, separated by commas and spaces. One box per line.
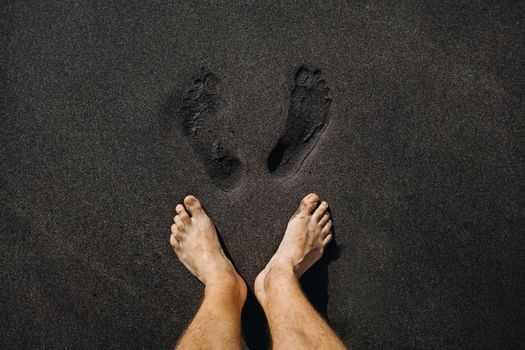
1, 1, 524, 349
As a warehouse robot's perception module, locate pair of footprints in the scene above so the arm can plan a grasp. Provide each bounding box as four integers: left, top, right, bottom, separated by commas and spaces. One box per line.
176, 65, 332, 191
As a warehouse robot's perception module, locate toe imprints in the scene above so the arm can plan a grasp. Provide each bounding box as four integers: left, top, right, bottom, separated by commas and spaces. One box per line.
171, 64, 332, 189
176, 72, 241, 191
266, 65, 332, 176
180, 74, 219, 136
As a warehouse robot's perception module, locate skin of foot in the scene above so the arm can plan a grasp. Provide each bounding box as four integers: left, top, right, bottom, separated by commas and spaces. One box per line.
254, 193, 333, 306
170, 195, 246, 299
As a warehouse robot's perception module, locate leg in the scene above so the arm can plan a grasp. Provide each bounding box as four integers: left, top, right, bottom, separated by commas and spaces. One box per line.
170, 195, 247, 350
255, 193, 347, 349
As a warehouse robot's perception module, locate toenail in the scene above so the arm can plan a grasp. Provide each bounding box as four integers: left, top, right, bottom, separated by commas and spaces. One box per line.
308, 194, 318, 201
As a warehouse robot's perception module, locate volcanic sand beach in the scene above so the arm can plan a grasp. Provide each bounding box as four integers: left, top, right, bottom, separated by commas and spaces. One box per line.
1, 1, 524, 349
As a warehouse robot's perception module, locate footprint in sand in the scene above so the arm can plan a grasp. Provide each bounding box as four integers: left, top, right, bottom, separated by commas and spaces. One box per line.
178, 72, 241, 191
266, 65, 332, 176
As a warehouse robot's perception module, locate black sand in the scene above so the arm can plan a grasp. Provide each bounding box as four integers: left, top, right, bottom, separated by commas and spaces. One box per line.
1, 1, 524, 349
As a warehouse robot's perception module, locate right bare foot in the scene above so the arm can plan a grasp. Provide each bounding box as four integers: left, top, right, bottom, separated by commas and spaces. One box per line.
170, 195, 246, 302
254, 193, 332, 305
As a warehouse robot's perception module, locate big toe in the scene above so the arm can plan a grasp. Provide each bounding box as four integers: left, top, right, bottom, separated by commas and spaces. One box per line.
184, 195, 204, 216
299, 193, 320, 214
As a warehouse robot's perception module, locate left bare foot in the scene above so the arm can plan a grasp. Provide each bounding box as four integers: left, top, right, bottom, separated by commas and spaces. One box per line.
170, 195, 246, 300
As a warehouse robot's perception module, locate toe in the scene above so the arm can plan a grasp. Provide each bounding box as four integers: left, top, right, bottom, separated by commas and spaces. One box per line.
204, 72, 218, 91
174, 215, 184, 230
313, 201, 329, 221
318, 212, 330, 227
176, 204, 191, 224
184, 195, 204, 216
295, 66, 311, 86
171, 224, 183, 238
300, 193, 320, 214
322, 233, 333, 247
321, 220, 332, 237
193, 79, 204, 91
170, 234, 180, 249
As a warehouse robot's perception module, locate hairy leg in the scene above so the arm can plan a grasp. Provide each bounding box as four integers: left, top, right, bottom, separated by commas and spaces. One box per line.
170, 195, 247, 350
255, 193, 347, 350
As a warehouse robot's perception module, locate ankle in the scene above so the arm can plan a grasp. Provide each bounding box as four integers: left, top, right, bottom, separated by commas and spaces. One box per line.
205, 273, 247, 304
255, 259, 300, 312
262, 258, 297, 292
267, 257, 296, 281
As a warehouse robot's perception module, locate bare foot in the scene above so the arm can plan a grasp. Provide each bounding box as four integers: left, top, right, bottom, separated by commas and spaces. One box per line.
170, 195, 246, 299
254, 193, 333, 305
